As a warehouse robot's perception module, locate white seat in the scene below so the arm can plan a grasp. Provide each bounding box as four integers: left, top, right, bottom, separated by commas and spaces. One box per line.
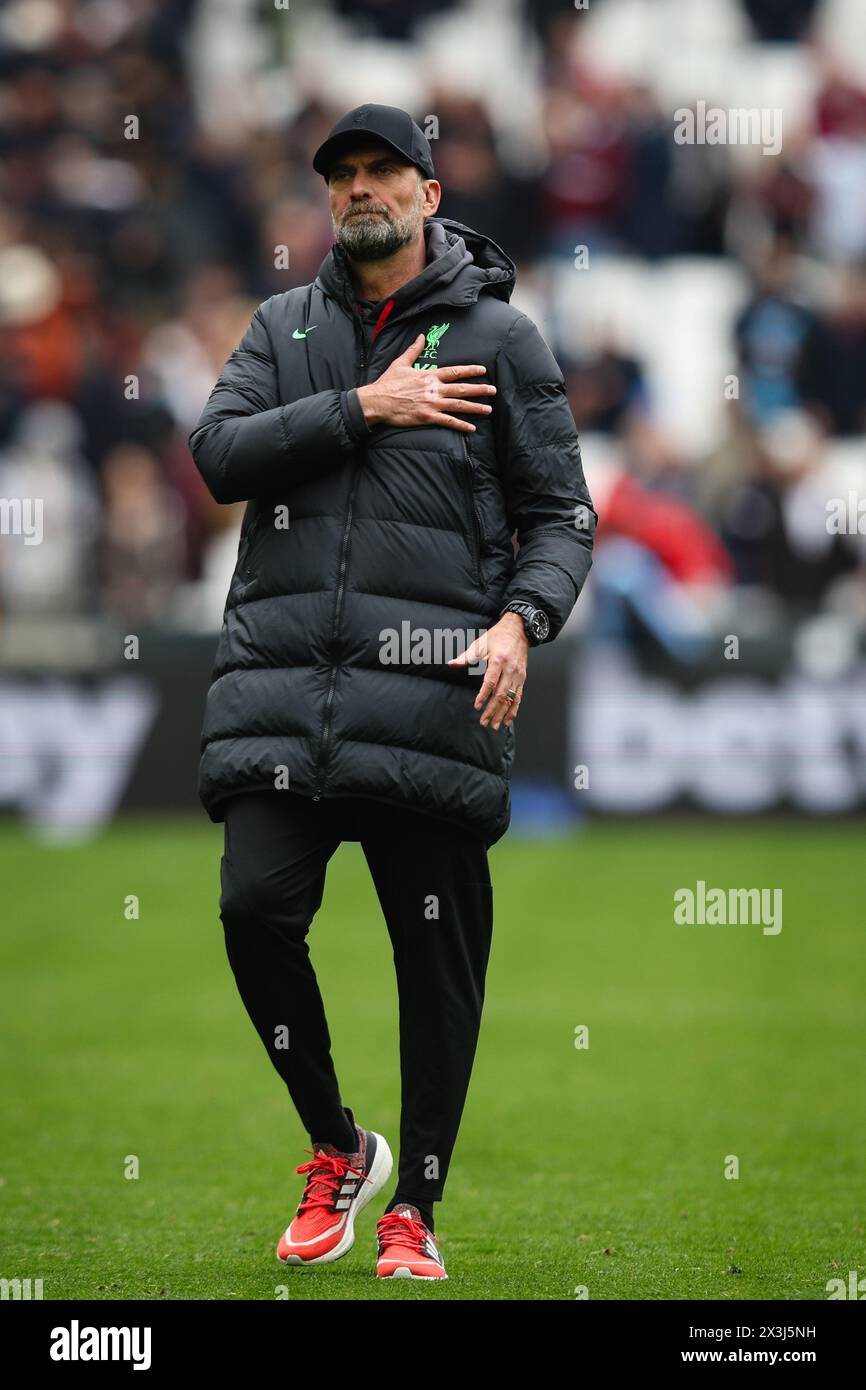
580, 0, 747, 84
816, 0, 866, 84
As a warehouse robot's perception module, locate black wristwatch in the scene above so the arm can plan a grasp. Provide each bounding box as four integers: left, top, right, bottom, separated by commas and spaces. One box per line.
501, 601, 550, 646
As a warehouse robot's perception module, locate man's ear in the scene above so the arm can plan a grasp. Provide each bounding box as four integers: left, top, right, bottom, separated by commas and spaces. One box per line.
422, 178, 442, 216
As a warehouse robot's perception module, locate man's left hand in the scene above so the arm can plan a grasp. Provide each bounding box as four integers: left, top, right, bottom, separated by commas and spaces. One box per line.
446, 612, 528, 729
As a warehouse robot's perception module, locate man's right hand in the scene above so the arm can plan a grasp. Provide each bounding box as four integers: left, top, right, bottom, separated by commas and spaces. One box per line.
355, 333, 496, 432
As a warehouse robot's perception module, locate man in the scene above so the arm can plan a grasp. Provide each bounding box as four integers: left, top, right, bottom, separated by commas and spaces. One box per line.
189, 103, 596, 1281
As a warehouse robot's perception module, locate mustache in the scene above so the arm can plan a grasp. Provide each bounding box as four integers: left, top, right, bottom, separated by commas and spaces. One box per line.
343, 206, 390, 219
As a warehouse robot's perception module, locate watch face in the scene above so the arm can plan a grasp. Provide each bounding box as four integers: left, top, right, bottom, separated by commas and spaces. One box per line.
530, 609, 549, 642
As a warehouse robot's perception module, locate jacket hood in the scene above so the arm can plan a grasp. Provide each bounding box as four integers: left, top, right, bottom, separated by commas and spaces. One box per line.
315, 215, 516, 319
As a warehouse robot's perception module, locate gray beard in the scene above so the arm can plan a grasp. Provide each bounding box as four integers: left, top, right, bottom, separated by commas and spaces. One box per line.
334, 194, 423, 263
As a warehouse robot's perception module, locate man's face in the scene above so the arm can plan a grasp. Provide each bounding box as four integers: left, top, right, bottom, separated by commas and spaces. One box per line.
327, 140, 437, 262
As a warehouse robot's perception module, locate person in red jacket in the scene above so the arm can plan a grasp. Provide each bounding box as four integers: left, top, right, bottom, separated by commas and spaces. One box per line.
591, 467, 732, 660
599, 471, 734, 585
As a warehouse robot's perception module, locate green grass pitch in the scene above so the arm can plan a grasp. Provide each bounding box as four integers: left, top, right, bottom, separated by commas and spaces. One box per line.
1, 817, 863, 1300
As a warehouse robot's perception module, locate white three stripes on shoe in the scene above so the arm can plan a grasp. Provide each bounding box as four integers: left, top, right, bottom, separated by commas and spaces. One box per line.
334, 1177, 361, 1209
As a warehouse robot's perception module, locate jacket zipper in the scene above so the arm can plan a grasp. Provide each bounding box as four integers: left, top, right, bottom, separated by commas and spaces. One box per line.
461, 433, 485, 590
313, 320, 367, 801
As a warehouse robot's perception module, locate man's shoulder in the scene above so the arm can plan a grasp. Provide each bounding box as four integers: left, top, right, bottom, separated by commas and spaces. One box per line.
470, 296, 523, 341
475, 302, 564, 382
470, 299, 552, 359
256, 285, 315, 322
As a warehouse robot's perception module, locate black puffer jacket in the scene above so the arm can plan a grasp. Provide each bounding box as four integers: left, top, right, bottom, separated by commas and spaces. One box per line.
189, 216, 596, 846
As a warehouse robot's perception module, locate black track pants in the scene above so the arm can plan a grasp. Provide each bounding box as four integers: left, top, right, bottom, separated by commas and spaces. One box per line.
218, 790, 494, 1215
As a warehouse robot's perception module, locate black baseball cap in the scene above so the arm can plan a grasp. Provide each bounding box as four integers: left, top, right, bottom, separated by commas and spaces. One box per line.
313, 103, 436, 182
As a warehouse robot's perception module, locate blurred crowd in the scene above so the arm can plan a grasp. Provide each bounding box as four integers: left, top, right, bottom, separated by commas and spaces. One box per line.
0, 0, 864, 655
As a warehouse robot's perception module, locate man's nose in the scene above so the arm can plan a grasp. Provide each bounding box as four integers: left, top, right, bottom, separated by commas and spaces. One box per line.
349, 169, 377, 196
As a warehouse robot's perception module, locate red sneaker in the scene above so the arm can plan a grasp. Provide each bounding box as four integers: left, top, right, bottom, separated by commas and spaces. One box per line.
376, 1203, 447, 1280
276, 1120, 392, 1266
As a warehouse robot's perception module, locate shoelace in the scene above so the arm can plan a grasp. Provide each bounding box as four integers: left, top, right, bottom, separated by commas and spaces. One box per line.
377, 1210, 432, 1253
295, 1149, 370, 1212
